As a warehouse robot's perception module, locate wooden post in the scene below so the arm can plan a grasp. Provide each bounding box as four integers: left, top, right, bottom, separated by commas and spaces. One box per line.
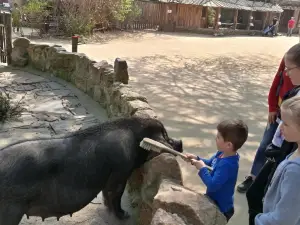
233, 9, 238, 30
275, 13, 281, 35
262, 12, 268, 30
214, 7, 221, 30
247, 11, 253, 30
4, 13, 12, 65
199, 6, 203, 28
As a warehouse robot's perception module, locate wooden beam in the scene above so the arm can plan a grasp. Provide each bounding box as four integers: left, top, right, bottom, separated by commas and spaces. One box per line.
262, 11, 268, 30
198, 6, 203, 28
214, 7, 221, 30
4, 13, 12, 65
233, 9, 238, 30
247, 11, 253, 30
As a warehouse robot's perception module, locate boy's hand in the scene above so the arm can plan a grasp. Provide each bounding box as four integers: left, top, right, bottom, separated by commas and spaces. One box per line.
191, 159, 206, 169
185, 153, 197, 160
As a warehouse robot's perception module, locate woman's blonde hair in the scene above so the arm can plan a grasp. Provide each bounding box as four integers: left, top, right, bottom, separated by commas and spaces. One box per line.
281, 96, 300, 127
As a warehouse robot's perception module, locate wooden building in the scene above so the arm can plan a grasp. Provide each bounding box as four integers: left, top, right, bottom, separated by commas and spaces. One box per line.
277, 0, 300, 33
131, 0, 283, 32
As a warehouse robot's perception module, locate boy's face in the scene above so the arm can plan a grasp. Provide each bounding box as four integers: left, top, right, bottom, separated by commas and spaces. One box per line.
216, 132, 234, 152
280, 108, 300, 143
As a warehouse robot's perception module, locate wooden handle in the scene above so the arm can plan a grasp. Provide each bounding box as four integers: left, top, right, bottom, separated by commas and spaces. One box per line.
160, 144, 188, 159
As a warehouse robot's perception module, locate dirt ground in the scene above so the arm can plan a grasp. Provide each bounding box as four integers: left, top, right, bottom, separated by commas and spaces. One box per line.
29, 31, 299, 225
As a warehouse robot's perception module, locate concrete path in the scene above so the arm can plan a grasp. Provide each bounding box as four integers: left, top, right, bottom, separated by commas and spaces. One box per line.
0, 67, 133, 225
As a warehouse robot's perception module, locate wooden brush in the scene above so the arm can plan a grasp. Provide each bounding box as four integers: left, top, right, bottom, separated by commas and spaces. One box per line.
140, 137, 213, 171
139, 137, 188, 160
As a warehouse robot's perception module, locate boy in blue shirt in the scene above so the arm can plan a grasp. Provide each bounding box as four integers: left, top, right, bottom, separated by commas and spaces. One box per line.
185, 119, 248, 222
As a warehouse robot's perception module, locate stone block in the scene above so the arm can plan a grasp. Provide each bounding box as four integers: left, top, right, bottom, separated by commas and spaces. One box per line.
153, 180, 227, 225
101, 64, 114, 86
111, 84, 148, 104
27, 44, 50, 71
150, 208, 186, 225
114, 58, 129, 84
125, 100, 152, 116
140, 153, 183, 206
13, 37, 30, 48
11, 47, 28, 67
133, 109, 157, 119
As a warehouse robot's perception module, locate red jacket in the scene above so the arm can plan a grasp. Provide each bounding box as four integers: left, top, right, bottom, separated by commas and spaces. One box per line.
268, 58, 294, 112
288, 19, 296, 29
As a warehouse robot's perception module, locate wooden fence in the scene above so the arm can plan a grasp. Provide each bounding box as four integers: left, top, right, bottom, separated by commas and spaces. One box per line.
119, 1, 207, 31
119, 1, 163, 30
0, 12, 12, 65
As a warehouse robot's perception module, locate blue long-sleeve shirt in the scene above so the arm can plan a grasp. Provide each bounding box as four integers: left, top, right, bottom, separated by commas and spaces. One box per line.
197, 151, 239, 213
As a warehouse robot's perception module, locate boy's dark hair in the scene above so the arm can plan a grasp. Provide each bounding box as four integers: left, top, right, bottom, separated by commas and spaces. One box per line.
217, 119, 248, 151
286, 43, 300, 67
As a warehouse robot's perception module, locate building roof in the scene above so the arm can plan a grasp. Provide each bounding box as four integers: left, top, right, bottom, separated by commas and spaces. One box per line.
159, 0, 283, 12
278, 0, 300, 9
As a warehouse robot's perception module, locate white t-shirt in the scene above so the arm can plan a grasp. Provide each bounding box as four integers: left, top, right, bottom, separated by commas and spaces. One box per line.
272, 90, 300, 147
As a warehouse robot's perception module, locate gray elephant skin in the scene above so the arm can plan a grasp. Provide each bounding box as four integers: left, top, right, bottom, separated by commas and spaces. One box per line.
0, 116, 183, 225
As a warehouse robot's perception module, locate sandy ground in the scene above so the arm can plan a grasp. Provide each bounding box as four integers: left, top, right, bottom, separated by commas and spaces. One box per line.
15, 29, 300, 224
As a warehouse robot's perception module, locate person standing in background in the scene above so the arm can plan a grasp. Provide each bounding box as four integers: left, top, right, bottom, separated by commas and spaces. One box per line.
12, 2, 21, 32
287, 17, 296, 37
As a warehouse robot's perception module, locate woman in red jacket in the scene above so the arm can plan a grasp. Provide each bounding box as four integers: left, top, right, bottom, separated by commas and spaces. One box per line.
237, 58, 294, 193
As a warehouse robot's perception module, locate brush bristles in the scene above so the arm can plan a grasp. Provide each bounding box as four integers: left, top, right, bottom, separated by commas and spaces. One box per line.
139, 140, 162, 153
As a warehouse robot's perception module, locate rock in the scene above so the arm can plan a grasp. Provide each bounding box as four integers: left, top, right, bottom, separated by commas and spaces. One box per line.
140, 153, 183, 206
114, 58, 129, 84
150, 208, 186, 225
27, 44, 50, 71
112, 85, 148, 103
102, 64, 115, 86
133, 109, 157, 119
138, 202, 155, 225
13, 37, 30, 48
125, 100, 152, 116
152, 180, 227, 225
11, 53, 28, 67
11, 40, 30, 67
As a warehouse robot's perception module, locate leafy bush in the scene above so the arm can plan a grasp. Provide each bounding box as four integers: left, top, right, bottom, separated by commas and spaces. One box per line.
21, 0, 50, 31
0, 92, 24, 123
53, 0, 141, 36
207, 7, 216, 28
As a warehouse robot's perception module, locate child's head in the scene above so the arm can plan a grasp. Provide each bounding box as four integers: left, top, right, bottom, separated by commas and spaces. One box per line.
280, 96, 300, 143
216, 119, 248, 152
285, 43, 300, 85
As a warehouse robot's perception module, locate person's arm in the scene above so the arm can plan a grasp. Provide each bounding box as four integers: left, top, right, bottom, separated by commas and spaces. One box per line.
198, 160, 230, 192
255, 165, 300, 225
197, 152, 217, 167
268, 58, 285, 113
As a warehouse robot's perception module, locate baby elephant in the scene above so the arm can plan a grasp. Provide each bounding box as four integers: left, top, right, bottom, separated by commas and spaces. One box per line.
0, 116, 182, 225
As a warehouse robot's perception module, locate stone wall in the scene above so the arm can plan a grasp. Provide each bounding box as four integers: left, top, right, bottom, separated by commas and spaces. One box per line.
11, 37, 155, 120
11, 37, 227, 225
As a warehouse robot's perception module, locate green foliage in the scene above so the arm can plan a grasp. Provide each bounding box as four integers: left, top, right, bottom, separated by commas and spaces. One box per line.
0, 92, 24, 123
113, 0, 142, 22
22, 0, 49, 14
207, 7, 216, 27
21, 0, 50, 27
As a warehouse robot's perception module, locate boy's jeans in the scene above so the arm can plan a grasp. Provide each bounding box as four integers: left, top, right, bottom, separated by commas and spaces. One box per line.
250, 121, 279, 177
